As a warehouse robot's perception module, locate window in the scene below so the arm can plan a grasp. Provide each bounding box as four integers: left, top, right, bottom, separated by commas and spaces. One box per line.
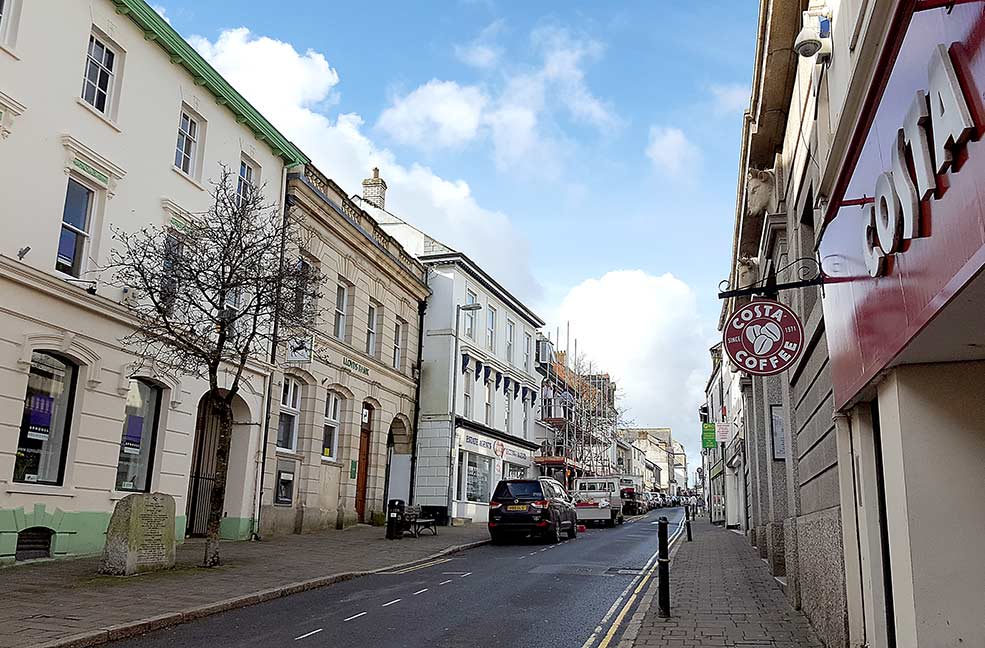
275, 470, 294, 504
392, 319, 404, 370
504, 394, 511, 431
463, 369, 473, 419
524, 333, 532, 371
277, 377, 301, 450
174, 111, 198, 176
81, 34, 116, 114
159, 232, 184, 312
56, 178, 93, 277
464, 289, 477, 338
522, 400, 529, 437
366, 303, 379, 357
14, 352, 78, 485
236, 158, 257, 206
486, 306, 496, 352
323, 391, 341, 459
506, 320, 515, 363
457, 450, 492, 503
484, 380, 494, 426
289, 258, 311, 318
334, 282, 348, 340
115, 379, 161, 492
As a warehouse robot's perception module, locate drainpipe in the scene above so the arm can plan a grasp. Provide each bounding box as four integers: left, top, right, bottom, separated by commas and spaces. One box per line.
408, 289, 428, 504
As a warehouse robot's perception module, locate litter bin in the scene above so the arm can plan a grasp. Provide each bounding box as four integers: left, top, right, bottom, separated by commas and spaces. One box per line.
386, 499, 405, 540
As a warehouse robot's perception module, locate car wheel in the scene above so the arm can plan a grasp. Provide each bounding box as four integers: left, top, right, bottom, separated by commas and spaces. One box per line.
606, 514, 616, 528
567, 519, 577, 539
550, 519, 562, 544
617, 514, 624, 525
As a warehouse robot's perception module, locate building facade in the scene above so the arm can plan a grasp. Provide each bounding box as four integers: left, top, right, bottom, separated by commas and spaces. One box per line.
716, 1, 985, 646
0, 0, 305, 562
262, 166, 428, 534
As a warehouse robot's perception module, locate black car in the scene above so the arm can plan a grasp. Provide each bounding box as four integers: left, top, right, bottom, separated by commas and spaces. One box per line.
488, 478, 578, 544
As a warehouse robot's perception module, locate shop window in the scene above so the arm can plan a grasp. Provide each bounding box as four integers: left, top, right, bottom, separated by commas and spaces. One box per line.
15, 527, 53, 562
275, 470, 294, 504
115, 379, 162, 492
323, 391, 342, 459
56, 178, 94, 277
14, 351, 78, 485
277, 377, 301, 450
458, 450, 492, 503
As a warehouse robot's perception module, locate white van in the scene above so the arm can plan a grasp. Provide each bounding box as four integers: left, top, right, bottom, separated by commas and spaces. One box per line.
571, 477, 624, 527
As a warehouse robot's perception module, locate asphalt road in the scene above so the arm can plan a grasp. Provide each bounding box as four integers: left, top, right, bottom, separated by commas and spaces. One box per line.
109, 507, 687, 648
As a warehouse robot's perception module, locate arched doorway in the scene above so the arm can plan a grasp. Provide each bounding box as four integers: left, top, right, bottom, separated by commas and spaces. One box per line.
185, 392, 251, 536
385, 416, 413, 503
355, 402, 374, 523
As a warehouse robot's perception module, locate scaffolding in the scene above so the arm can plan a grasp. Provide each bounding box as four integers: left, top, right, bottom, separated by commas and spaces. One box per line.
534, 331, 621, 488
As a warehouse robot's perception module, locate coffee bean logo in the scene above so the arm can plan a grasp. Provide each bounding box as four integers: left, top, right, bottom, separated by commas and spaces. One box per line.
745, 321, 782, 355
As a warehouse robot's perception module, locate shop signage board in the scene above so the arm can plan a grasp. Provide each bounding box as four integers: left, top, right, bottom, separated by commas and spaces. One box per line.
723, 300, 805, 376
820, 7, 985, 408
701, 423, 717, 449
715, 422, 730, 444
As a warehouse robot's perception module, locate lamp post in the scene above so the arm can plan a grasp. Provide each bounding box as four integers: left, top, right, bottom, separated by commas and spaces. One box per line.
447, 302, 482, 523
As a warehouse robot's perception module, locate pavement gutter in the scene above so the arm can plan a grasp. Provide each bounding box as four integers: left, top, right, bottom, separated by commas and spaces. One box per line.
33, 538, 490, 648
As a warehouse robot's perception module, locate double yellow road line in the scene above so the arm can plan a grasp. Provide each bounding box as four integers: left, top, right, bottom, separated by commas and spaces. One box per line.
383, 557, 453, 575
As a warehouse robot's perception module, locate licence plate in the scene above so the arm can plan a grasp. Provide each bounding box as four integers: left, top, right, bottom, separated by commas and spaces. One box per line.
506, 505, 527, 511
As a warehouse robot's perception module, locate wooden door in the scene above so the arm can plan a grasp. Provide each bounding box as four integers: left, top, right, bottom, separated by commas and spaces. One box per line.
355, 404, 373, 522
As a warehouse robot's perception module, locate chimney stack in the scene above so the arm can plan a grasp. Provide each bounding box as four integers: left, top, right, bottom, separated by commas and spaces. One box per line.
362, 167, 387, 210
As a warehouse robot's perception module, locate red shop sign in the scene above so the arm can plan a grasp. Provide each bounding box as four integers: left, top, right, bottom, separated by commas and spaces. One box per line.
723, 300, 804, 376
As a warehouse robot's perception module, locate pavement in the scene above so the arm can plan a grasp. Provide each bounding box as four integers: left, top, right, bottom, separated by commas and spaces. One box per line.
620, 519, 824, 648
0, 523, 489, 648
102, 508, 684, 648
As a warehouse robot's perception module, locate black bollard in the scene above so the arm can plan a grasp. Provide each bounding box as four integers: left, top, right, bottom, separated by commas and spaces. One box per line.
685, 504, 692, 542
657, 516, 670, 617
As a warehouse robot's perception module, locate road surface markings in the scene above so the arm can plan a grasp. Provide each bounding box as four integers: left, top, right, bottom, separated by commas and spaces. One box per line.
441, 571, 468, 575
343, 612, 367, 622
294, 629, 323, 640
439, 579, 453, 585
382, 599, 402, 607
412, 588, 428, 595
460, 572, 472, 578
387, 558, 453, 574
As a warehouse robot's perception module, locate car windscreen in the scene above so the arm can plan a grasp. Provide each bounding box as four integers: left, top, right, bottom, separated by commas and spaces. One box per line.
494, 481, 544, 499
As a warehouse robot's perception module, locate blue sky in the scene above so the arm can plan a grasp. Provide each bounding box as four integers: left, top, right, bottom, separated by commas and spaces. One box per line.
156, 1, 760, 467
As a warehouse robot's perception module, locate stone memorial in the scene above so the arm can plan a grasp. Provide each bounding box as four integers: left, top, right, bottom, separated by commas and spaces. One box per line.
99, 492, 176, 576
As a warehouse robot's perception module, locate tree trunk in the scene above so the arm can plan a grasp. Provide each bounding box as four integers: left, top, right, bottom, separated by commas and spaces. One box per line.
203, 392, 234, 567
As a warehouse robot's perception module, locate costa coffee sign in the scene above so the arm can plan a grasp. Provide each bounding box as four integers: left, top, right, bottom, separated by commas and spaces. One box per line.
723, 301, 804, 376
862, 43, 975, 277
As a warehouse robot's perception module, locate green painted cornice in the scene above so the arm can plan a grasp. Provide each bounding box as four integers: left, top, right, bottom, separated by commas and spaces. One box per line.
112, 0, 309, 166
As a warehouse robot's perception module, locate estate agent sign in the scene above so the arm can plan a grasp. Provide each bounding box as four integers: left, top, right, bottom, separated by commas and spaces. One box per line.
723, 300, 804, 376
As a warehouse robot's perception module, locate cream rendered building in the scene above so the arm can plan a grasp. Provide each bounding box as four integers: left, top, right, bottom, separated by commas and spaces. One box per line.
0, 0, 306, 562
264, 166, 427, 533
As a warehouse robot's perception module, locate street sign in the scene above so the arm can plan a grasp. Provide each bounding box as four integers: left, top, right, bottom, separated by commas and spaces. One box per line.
716, 422, 730, 443
701, 423, 716, 449
723, 299, 804, 376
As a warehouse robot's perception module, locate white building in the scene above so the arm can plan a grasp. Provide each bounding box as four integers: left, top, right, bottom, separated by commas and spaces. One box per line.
0, 0, 306, 562
358, 179, 544, 523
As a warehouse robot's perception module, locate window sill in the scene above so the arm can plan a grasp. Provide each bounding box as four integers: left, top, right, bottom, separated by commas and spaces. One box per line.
0, 42, 20, 60
273, 500, 294, 507
4, 483, 76, 497
110, 490, 148, 500
171, 165, 206, 191
275, 448, 303, 460
320, 456, 341, 465
76, 97, 122, 133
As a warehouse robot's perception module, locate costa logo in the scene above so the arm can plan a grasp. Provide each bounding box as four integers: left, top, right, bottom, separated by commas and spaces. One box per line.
723, 300, 804, 376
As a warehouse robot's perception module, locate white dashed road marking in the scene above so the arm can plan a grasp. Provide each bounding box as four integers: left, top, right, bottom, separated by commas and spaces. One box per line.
460, 572, 472, 578
413, 588, 428, 595
343, 612, 366, 622
294, 629, 322, 640
439, 579, 452, 585
382, 599, 401, 607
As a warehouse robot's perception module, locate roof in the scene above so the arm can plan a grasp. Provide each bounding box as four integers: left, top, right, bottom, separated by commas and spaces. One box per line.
113, 0, 308, 166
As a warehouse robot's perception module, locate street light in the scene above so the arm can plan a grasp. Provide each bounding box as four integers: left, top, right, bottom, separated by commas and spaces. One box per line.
447, 302, 482, 521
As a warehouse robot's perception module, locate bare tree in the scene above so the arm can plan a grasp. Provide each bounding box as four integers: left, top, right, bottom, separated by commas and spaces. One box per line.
108, 168, 323, 566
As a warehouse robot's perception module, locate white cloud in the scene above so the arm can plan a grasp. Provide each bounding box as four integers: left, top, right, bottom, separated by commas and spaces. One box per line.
152, 4, 171, 24
190, 27, 538, 299
554, 270, 712, 476
456, 42, 501, 69
377, 80, 488, 150
646, 126, 700, 177
709, 83, 749, 114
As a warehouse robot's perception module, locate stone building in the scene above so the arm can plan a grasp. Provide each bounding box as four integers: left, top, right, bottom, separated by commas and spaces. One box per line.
261, 166, 428, 533
718, 1, 985, 646
0, 0, 304, 562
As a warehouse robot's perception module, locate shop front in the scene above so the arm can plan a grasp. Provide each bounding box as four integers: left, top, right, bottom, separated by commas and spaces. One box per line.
451, 421, 538, 523
820, 4, 985, 645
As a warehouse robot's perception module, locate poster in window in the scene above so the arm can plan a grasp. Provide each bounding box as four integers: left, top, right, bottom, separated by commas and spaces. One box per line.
770, 406, 786, 460
26, 394, 54, 441
122, 415, 144, 455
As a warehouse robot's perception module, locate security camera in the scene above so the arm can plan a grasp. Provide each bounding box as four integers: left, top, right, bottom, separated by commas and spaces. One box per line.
794, 11, 831, 60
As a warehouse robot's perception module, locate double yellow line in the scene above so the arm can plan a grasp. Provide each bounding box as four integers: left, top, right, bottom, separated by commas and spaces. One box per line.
384, 557, 453, 575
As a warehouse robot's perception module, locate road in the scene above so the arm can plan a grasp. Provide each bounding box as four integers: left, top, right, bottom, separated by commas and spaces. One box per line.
109, 507, 687, 648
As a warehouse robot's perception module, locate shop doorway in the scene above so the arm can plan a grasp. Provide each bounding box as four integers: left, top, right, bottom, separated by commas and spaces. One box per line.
355, 403, 373, 523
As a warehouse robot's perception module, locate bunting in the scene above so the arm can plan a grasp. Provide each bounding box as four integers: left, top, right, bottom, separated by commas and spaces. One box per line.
503, 376, 511, 395
514, 382, 521, 399
484, 365, 492, 383
475, 360, 484, 381
461, 353, 470, 374
495, 371, 502, 390
522, 386, 530, 402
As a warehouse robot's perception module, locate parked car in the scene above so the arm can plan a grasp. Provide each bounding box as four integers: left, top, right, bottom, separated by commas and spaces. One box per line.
488, 478, 579, 544
571, 477, 624, 527
621, 487, 645, 516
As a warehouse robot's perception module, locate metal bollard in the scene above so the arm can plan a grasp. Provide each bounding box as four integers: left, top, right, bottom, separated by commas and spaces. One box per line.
657, 516, 670, 617
685, 504, 692, 542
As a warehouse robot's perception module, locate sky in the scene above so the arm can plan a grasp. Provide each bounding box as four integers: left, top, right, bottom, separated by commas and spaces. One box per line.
153, 1, 760, 476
